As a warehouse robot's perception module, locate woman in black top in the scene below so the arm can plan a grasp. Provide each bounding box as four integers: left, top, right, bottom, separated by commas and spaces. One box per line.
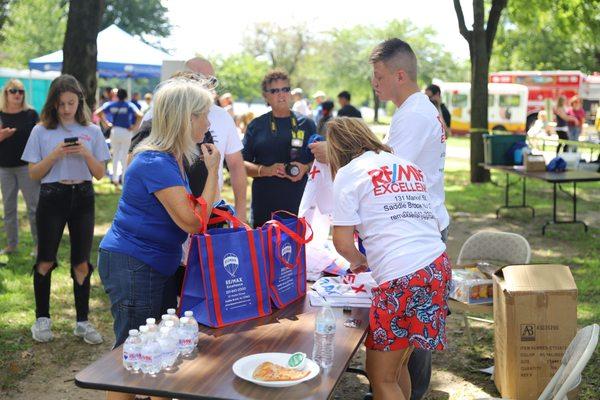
554, 95, 577, 154
0, 79, 40, 255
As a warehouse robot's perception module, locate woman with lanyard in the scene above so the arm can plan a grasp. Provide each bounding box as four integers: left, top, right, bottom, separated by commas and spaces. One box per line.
328, 117, 451, 400
242, 69, 316, 227
0, 79, 40, 256
21, 75, 111, 344
98, 78, 220, 358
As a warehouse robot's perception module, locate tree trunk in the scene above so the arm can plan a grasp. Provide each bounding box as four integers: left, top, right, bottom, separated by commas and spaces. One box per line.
469, 0, 491, 183
62, 0, 105, 109
373, 87, 380, 123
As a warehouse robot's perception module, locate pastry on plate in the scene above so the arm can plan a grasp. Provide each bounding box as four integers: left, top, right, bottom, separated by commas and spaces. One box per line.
252, 361, 311, 381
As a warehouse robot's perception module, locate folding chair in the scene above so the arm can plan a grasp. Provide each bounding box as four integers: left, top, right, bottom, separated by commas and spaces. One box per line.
452, 231, 531, 346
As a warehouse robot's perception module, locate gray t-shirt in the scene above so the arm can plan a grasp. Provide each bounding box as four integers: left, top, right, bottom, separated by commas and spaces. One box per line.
22, 123, 111, 184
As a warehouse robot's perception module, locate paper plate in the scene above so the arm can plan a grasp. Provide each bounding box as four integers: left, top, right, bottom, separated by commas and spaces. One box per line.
232, 352, 320, 388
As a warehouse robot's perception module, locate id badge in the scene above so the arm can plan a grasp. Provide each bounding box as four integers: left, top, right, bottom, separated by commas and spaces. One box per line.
291, 138, 303, 147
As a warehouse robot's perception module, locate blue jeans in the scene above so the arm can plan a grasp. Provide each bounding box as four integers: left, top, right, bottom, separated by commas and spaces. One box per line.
98, 249, 177, 348
568, 126, 581, 152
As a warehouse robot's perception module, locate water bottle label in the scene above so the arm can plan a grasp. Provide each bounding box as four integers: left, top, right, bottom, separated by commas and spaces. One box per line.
316, 321, 336, 334
140, 354, 153, 363
179, 338, 193, 346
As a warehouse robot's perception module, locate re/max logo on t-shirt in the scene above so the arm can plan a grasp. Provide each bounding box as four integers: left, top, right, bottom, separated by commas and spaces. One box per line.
368, 164, 427, 196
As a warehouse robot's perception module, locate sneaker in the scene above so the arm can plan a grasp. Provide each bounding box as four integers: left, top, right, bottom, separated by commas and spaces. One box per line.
31, 317, 53, 342
74, 321, 103, 344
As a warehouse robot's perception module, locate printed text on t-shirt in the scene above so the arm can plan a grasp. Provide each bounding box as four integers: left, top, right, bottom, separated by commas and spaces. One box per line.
368, 164, 427, 196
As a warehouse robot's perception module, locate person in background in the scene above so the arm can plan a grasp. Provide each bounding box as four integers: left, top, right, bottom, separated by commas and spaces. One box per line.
370, 38, 450, 400
235, 111, 255, 139
567, 95, 585, 152
94, 88, 143, 186
527, 110, 552, 138
425, 84, 451, 135
328, 117, 450, 400
21, 74, 110, 344
142, 92, 152, 113
317, 100, 335, 136
218, 92, 235, 117
184, 57, 248, 221
100, 87, 112, 105
312, 90, 327, 125
130, 92, 142, 110
243, 69, 316, 227
291, 88, 312, 118
336, 90, 362, 118
0, 79, 40, 256
554, 95, 577, 154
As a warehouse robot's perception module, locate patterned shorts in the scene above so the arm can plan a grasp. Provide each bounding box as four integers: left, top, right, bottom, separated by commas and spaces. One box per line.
365, 252, 452, 352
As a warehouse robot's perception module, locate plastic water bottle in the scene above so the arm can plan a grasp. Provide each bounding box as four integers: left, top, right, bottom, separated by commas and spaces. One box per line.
123, 329, 142, 372
183, 310, 199, 345
157, 326, 178, 370
140, 325, 162, 376
167, 308, 180, 327
163, 320, 180, 357
312, 305, 336, 368
158, 314, 170, 329
177, 316, 195, 357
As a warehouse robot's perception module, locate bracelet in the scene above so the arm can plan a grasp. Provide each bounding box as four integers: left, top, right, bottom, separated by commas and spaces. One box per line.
257, 165, 263, 177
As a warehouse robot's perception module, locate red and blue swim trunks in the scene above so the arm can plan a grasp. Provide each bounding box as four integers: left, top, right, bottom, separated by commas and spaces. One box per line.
365, 252, 452, 352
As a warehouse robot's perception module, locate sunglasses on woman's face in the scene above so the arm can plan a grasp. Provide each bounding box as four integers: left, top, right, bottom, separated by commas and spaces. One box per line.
266, 87, 291, 95
8, 88, 25, 95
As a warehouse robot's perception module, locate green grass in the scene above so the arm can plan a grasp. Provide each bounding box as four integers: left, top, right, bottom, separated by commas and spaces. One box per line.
0, 148, 598, 398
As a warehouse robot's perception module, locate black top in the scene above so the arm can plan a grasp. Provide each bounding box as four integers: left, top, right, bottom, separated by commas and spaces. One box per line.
242, 111, 316, 227
128, 121, 208, 197
555, 108, 567, 129
0, 109, 39, 167
317, 115, 333, 136
440, 103, 451, 128
337, 104, 362, 118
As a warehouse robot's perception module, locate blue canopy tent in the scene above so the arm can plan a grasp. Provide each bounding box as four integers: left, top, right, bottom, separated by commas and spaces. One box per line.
28, 24, 171, 79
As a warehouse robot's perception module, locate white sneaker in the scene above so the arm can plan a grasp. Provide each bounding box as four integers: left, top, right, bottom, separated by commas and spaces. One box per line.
74, 321, 103, 345
31, 317, 53, 342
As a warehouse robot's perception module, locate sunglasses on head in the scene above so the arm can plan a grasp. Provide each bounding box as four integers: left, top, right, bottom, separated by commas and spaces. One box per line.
8, 88, 25, 95
266, 87, 291, 95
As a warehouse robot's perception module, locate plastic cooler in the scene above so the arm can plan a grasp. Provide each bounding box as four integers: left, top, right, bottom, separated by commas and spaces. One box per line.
483, 134, 526, 165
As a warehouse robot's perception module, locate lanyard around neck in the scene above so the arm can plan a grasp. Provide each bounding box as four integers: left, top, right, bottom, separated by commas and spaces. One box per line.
270, 111, 299, 139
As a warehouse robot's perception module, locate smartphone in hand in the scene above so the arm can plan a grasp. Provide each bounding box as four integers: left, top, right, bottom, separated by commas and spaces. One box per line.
64, 137, 78, 147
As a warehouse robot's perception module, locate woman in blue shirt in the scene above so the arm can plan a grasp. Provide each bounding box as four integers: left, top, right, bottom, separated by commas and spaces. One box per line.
99, 78, 220, 351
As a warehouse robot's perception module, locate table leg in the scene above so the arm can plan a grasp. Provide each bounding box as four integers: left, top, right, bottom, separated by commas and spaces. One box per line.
496, 173, 535, 219
542, 181, 588, 235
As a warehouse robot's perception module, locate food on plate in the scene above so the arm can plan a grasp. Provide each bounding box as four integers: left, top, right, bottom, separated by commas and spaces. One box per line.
252, 361, 311, 381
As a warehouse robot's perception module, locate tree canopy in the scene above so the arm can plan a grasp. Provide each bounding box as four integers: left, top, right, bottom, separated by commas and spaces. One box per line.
492, 0, 600, 72
0, 0, 170, 68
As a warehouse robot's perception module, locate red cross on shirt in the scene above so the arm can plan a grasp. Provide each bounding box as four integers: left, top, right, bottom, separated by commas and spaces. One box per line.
309, 165, 321, 180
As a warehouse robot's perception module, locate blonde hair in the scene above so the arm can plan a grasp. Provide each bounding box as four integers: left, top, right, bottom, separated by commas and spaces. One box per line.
133, 79, 213, 165
326, 117, 392, 177
0, 78, 32, 112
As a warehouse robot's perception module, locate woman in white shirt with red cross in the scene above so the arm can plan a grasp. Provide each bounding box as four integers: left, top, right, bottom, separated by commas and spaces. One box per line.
328, 117, 451, 400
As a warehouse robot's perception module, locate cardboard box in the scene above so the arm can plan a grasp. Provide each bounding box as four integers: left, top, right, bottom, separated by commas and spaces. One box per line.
493, 264, 577, 400
524, 154, 546, 172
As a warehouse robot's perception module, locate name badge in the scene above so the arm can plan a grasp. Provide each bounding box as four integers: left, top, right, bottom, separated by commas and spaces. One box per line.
291, 138, 303, 147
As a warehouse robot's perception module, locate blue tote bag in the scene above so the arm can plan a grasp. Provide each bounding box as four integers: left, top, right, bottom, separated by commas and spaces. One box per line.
179, 207, 272, 327
264, 211, 312, 309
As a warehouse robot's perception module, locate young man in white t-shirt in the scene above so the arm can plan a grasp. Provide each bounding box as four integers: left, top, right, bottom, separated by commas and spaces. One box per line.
369, 38, 450, 400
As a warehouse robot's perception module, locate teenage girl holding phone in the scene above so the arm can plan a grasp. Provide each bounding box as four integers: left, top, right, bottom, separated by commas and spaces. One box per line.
22, 74, 110, 344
